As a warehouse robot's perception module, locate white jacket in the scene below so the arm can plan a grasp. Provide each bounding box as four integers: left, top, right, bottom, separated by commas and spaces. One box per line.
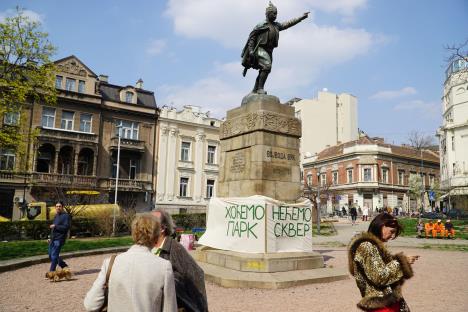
84, 244, 177, 312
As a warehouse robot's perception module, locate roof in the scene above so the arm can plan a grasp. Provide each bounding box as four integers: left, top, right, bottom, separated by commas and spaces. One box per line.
54, 55, 98, 77
316, 136, 440, 163
99, 83, 157, 108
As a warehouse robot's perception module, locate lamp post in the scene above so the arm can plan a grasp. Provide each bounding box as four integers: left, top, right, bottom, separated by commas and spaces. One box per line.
113, 125, 122, 236
316, 170, 321, 234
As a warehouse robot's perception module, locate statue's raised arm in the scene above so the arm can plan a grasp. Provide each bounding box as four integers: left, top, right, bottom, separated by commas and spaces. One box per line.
241, 2, 309, 94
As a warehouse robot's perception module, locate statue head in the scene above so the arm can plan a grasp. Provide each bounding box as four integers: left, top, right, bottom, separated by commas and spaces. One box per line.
265, 1, 277, 22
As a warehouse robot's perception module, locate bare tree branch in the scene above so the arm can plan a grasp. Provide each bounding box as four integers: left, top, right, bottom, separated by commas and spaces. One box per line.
406, 130, 435, 150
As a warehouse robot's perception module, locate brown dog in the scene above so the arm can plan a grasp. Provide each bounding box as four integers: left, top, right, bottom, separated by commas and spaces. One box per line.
45, 268, 72, 282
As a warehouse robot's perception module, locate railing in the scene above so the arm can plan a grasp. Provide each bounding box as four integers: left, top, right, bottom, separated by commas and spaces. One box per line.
0, 171, 26, 183
39, 127, 98, 143
106, 178, 150, 190
110, 137, 145, 151
31, 173, 97, 187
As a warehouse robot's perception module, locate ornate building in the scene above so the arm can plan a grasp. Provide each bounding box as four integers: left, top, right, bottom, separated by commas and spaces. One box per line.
437, 57, 468, 210
155, 105, 221, 214
303, 136, 440, 215
0, 56, 158, 219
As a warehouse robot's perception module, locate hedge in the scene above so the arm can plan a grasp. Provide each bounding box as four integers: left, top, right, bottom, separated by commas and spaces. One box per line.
171, 213, 206, 230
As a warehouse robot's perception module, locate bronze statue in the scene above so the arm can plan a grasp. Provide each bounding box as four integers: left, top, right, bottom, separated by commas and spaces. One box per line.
241, 2, 309, 94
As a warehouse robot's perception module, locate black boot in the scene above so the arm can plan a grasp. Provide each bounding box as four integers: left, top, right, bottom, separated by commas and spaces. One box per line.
252, 75, 260, 93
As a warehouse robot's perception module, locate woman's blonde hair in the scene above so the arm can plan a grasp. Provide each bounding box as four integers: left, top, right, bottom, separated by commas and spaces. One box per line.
131, 213, 160, 248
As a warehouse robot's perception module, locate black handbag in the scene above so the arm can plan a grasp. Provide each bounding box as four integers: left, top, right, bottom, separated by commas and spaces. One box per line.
99, 255, 117, 312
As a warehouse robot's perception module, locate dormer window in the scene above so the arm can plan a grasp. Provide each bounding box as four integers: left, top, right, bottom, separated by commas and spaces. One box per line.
125, 91, 133, 103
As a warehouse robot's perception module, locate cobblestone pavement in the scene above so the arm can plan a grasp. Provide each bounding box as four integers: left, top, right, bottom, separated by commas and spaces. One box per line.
0, 244, 467, 312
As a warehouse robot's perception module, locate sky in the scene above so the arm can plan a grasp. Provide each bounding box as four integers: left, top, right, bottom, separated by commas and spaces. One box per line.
1, 0, 467, 144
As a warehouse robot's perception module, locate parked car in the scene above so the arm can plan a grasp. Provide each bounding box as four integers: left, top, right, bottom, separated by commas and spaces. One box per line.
446, 208, 468, 219
420, 211, 445, 219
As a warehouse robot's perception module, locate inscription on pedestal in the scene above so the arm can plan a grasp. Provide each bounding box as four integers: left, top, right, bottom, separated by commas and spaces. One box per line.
266, 150, 296, 161
230, 151, 246, 173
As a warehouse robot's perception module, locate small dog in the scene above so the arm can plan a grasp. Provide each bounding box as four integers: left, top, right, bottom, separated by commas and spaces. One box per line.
45, 268, 72, 282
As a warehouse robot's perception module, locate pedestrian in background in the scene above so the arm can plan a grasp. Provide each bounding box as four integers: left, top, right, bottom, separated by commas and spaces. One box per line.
47, 201, 71, 275
362, 206, 369, 221
84, 213, 177, 312
348, 213, 419, 311
350, 205, 358, 226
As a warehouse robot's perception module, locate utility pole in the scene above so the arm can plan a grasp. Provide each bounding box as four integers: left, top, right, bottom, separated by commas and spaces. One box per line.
316, 169, 321, 234
112, 125, 122, 236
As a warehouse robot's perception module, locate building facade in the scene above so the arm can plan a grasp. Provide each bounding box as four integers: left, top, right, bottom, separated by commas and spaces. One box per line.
292, 90, 358, 159
303, 136, 440, 215
0, 56, 158, 219
437, 57, 468, 210
155, 105, 221, 214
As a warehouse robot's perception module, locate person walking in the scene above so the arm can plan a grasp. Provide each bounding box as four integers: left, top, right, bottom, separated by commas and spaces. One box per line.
152, 209, 208, 312
350, 205, 358, 226
84, 214, 177, 312
47, 201, 71, 275
348, 213, 419, 311
362, 206, 369, 222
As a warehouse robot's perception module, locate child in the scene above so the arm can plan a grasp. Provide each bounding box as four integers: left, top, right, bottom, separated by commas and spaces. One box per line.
417, 219, 424, 238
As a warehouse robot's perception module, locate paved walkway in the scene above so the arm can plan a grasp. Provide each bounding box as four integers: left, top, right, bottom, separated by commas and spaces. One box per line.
314, 218, 468, 248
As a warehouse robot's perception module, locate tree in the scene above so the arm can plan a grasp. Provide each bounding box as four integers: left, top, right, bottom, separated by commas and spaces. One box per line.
406, 130, 435, 150
408, 174, 423, 211
0, 7, 56, 155
445, 39, 468, 64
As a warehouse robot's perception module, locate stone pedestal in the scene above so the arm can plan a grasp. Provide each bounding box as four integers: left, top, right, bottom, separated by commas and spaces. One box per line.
217, 94, 302, 202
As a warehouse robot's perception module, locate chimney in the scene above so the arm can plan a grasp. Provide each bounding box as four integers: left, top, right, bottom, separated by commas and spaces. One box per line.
136, 78, 144, 89
99, 75, 108, 83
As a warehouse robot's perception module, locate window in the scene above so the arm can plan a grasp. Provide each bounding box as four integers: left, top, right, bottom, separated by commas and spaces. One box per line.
41, 107, 56, 128
179, 177, 189, 197
320, 173, 326, 187
429, 174, 435, 186
116, 120, 139, 140
181, 142, 191, 161
398, 170, 405, 185
332, 171, 338, 185
363, 168, 372, 182
3, 112, 20, 125
347, 169, 353, 183
207, 145, 216, 164
61, 111, 74, 130
129, 159, 138, 180
55, 75, 63, 89
80, 114, 92, 133
420, 173, 426, 186
452, 136, 455, 151
125, 91, 133, 103
78, 80, 85, 93
306, 174, 312, 186
206, 179, 215, 198
65, 78, 76, 91
453, 163, 457, 175
112, 160, 117, 178
0, 149, 15, 170
382, 168, 388, 183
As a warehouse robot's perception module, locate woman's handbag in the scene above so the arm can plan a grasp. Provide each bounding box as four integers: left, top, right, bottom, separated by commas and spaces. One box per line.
99, 254, 117, 312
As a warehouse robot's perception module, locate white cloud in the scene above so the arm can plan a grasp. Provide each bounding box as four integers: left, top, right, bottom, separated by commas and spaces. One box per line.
160, 0, 379, 117
370, 87, 417, 100
0, 9, 44, 23
146, 39, 167, 56
394, 100, 440, 118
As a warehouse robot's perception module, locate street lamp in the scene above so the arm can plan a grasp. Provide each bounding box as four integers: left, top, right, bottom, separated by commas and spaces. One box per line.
113, 124, 122, 236
316, 169, 321, 234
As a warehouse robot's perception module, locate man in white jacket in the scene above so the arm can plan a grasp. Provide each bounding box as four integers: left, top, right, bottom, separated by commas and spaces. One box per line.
84, 214, 177, 312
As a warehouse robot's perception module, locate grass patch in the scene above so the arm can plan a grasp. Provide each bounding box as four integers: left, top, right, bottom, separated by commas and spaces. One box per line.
312, 222, 337, 237
419, 244, 468, 252
0, 236, 133, 261
398, 218, 468, 240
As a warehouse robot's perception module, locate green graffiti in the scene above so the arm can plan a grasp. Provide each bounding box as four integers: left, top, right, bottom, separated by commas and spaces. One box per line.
272, 206, 312, 222
273, 222, 311, 238
226, 220, 258, 238
225, 204, 265, 220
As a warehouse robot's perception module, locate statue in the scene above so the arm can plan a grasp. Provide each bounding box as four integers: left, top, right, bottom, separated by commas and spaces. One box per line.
241, 2, 309, 94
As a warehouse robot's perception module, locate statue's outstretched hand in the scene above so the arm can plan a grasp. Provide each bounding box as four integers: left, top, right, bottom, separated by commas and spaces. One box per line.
303, 12, 310, 19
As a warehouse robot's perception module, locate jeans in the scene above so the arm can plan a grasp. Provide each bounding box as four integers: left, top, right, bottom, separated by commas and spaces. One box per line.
48, 240, 68, 271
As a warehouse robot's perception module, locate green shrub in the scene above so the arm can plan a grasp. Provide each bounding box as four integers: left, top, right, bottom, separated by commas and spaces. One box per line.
171, 213, 206, 230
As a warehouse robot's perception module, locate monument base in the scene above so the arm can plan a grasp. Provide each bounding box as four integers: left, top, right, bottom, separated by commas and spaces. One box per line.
193, 246, 348, 289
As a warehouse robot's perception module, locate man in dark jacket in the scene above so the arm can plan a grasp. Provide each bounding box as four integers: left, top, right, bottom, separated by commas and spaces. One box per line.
48, 201, 71, 272
152, 209, 208, 312
241, 2, 309, 94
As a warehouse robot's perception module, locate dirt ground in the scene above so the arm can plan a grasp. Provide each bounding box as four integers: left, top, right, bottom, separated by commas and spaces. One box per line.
0, 246, 467, 312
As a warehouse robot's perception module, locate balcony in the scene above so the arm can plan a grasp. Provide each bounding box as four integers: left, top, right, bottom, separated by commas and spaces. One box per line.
105, 178, 152, 191
31, 173, 97, 187
0, 171, 27, 184
39, 127, 98, 144
109, 137, 145, 152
